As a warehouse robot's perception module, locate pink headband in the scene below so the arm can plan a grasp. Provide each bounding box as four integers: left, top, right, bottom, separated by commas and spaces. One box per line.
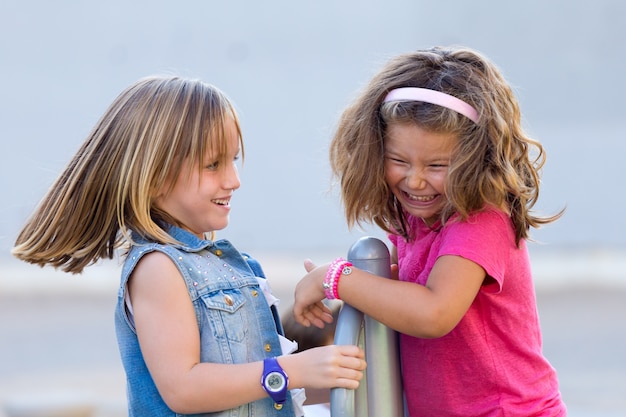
383, 87, 479, 123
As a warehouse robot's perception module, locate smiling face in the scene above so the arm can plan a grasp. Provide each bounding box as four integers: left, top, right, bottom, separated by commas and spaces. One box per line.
384, 122, 457, 226
154, 118, 241, 238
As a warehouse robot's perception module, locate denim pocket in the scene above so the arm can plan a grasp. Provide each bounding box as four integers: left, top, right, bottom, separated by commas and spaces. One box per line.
200, 288, 247, 343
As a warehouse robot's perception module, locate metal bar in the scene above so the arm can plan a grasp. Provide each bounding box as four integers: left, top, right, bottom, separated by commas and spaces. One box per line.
330, 237, 404, 417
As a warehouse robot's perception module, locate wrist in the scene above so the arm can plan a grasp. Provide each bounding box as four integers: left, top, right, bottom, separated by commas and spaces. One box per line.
261, 357, 289, 409
322, 258, 353, 300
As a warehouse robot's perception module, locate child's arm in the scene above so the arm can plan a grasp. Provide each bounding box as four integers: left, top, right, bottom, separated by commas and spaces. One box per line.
294, 255, 485, 339
129, 251, 365, 414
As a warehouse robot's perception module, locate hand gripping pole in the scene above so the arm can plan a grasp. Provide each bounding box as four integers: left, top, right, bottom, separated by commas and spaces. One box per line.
330, 237, 404, 417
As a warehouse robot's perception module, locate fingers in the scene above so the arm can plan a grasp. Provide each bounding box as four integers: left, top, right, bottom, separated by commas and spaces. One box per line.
330, 346, 367, 389
285, 345, 367, 391
314, 302, 334, 322
321, 344, 366, 370
303, 258, 317, 272
292, 307, 314, 328
310, 345, 367, 388
295, 302, 333, 329
390, 263, 399, 280
334, 376, 362, 390
294, 259, 334, 327
336, 344, 366, 359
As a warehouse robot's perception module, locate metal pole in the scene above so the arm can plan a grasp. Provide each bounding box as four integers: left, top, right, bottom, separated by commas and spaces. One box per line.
330, 236, 404, 417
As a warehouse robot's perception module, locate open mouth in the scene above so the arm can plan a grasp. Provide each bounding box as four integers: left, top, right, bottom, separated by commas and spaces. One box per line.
212, 198, 230, 206
405, 192, 436, 202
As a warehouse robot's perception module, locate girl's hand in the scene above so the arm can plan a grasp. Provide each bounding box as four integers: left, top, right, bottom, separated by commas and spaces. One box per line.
293, 259, 334, 328
282, 344, 366, 391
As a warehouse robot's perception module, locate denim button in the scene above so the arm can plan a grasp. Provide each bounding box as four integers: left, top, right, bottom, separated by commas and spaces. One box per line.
224, 294, 234, 306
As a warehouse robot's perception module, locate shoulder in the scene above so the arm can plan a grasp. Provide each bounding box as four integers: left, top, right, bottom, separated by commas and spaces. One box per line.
124, 241, 182, 274
447, 207, 513, 236
134, 249, 177, 270
473, 206, 511, 222
130, 250, 182, 287
440, 207, 516, 256
127, 249, 192, 314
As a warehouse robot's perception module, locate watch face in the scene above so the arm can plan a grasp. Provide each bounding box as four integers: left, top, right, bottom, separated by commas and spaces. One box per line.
265, 371, 286, 392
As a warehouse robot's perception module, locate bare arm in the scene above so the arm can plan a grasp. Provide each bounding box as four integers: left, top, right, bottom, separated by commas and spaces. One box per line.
294, 254, 485, 339
129, 251, 366, 414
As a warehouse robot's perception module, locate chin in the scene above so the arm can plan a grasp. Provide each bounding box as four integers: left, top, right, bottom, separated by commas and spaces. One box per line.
212, 221, 230, 232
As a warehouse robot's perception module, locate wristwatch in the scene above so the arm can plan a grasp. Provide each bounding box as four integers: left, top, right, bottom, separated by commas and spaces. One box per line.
261, 357, 289, 409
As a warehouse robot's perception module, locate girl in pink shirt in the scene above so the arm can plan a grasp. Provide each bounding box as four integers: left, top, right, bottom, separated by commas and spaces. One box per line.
294, 46, 567, 416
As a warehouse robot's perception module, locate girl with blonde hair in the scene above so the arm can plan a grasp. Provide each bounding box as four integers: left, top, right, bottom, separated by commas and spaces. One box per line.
13, 75, 366, 416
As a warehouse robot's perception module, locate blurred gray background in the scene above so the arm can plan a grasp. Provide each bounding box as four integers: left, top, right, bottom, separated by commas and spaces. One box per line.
1, 0, 625, 256
1, 1, 625, 417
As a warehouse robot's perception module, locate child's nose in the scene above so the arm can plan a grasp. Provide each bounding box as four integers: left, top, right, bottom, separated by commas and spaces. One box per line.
223, 164, 241, 190
406, 168, 427, 189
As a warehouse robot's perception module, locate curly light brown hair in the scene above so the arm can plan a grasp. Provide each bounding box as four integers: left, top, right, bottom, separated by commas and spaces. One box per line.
330, 46, 562, 244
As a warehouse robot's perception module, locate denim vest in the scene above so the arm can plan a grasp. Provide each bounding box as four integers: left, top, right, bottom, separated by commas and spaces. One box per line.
114, 225, 295, 417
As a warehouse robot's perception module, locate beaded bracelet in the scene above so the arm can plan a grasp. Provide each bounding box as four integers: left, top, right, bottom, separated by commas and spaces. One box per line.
325, 259, 342, 299
322, 257, 353, 300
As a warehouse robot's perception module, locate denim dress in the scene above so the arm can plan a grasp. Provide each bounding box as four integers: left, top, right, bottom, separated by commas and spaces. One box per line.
115, 225, 296, 417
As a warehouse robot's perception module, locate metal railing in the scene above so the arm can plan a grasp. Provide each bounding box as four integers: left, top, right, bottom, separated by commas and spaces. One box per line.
330, 237, 405, 417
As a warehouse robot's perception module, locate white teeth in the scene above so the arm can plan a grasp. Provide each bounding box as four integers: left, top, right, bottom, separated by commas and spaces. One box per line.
407, 193, 434, 202
213, 199, 229, 206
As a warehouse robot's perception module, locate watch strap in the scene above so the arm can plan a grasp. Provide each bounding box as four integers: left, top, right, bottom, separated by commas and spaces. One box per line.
261, 357, 289, 409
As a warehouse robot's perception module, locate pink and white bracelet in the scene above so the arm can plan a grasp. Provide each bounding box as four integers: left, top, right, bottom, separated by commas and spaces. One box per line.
323, 257, 353, 300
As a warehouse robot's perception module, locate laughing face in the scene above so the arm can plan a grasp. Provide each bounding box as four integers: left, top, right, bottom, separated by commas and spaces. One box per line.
154, 118, 241, 238
384, 122, 457, 226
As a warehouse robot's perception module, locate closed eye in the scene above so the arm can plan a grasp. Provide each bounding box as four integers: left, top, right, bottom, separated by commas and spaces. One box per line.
385, 156, 407, 165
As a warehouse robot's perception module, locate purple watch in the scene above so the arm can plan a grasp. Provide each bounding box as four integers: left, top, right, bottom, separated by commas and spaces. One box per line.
261, 357, 289, 409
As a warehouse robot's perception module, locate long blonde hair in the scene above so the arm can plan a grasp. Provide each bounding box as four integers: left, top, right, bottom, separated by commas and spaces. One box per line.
12, 76, 243, 273
330, 46, 562, 244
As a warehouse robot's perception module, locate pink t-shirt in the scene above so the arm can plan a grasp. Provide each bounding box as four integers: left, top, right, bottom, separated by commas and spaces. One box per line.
389, 208, 566, 416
